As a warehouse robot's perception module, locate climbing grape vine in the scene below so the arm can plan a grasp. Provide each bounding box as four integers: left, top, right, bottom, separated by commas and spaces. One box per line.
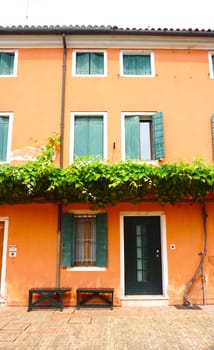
0, 137, 213, 206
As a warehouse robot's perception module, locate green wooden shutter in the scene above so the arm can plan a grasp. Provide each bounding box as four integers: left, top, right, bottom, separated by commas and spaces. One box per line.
123, 55, 151, 75
0, 117, 9, 162
125, 116, 140, 159
62, 213, 74, 267
123, 55, 135, 75
0, 53, 14, 75
96, 213, 107, 267
152, 112, 165, 160
74, 116, 103, 160
90, 53, 104, 75
136, 55, 151, 75
212, 114, 214, 158
212, 57, 214, 76
143, 55, 152, 75
76, 52, 89, 75
74, 117, 89, 159
88, 117, 103, 159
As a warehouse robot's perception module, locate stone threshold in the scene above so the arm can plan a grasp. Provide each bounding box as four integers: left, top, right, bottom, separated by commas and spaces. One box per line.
120, 295, 169, 307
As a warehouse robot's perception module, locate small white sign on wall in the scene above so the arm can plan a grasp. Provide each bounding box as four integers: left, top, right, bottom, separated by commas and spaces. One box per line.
9, 245, 17, 257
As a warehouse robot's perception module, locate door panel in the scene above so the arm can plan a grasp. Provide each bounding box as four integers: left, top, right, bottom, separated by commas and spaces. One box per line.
124, 216, 162, 295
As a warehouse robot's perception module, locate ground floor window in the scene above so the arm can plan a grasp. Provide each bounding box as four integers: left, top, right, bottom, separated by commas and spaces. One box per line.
62, 213, 107, 268
74, 215, 96, 266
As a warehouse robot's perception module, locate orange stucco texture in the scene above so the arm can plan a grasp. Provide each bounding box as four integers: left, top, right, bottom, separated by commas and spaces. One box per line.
0, 45, 213, 306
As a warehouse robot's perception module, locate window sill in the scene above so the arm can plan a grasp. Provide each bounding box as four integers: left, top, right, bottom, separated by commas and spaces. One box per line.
66, 266, 107, 272
120, 74, 155, 78
72, 74, 107, 78
123, 159, 159, 166
0, 75, 16, 78
142, 160, 159, 166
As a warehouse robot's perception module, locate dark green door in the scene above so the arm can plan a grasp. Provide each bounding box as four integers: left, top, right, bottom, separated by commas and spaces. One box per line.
124, 216, 162, 295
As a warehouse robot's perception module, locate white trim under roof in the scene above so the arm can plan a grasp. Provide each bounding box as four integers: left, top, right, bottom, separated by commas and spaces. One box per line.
1, 34, 214, 50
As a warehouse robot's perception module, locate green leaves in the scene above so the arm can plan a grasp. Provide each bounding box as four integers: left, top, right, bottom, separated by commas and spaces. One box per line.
0, 138, 213, 207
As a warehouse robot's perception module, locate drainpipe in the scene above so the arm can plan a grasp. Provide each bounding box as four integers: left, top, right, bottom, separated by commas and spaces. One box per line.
201, 200, 208, 305
56, 33, 67, 288
60, 33, 67, 169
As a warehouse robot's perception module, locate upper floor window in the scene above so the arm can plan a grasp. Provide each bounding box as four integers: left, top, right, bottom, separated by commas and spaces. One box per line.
212, 114, 214, 158
0, 113, 13, 163
120, 50, 155, 77
122, 112, 165, 161
70, 112, 107, 162
72, 51, 107, 76
0, 51, 18, 77
208, 53, 214, 78
62, 213, 108, 268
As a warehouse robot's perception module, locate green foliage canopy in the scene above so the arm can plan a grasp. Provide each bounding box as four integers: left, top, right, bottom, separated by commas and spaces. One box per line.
0, 138, 213, 207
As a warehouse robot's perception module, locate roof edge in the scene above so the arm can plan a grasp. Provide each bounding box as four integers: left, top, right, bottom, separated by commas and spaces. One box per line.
1, 25, 214, 37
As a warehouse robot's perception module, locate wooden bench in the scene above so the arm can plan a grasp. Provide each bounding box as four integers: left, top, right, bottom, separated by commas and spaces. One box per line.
27, 288, 71, 311
76, 288, 114, 310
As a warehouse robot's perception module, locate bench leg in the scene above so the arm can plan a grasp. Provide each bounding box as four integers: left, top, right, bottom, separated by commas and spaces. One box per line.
27, 291, 33, 312
56, 292, 64, 311
77, 292, 80, 310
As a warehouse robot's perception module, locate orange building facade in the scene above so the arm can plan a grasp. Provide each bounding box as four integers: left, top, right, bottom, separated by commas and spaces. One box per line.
0, 26, 214, 307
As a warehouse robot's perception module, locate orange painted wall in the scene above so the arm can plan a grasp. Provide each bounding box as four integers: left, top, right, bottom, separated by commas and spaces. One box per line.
0, 44, 214, 306
63, 48, 214, 165
0, 204, 58, 305
0, 48, 62, 158
1, 201, 214, 306
0, 47, 213, 164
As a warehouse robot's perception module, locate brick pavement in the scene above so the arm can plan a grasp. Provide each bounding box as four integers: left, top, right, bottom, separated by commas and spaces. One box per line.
0, 305, 213, 349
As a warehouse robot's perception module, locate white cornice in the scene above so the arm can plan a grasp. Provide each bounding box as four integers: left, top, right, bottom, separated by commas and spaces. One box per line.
1, 34, 214, 50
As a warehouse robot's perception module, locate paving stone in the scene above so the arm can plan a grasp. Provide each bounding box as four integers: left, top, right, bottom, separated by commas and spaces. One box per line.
1, 321, 31, 331
0, 331, 21, 342
0, 305, 213, 349
68, 316, 92, 324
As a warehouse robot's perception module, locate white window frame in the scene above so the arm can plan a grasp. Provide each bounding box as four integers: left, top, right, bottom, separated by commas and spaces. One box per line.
0, 50, 18, 77
0, 217, 8, 299
208, 52, 214, 79
70, 112, 107, 163
120, 50, 155, 77
72, 50, 107, 77
121, 112, 158, 164
66, 210, 106, 272
0, 112, 13, 163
